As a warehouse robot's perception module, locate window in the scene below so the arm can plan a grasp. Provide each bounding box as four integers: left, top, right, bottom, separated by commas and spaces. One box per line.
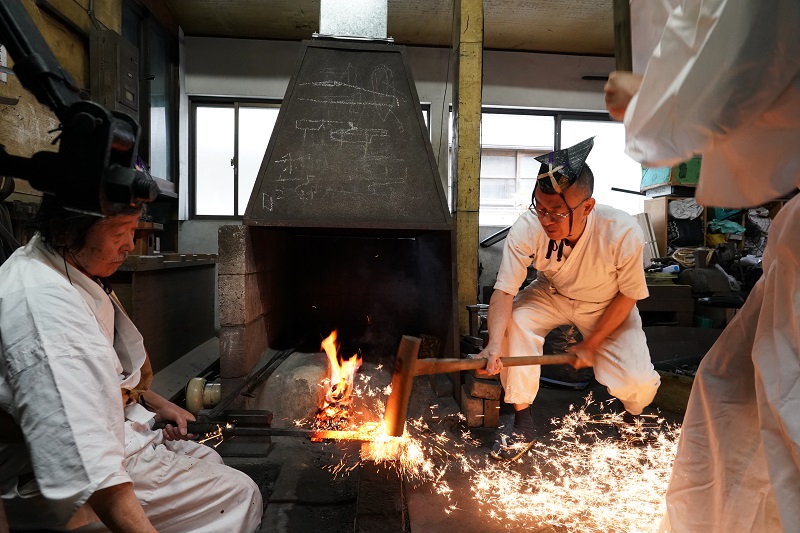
561, 119, 644, 218
449, 109, 644, 226
191, 100, 280, 217
191, 100, 430, 218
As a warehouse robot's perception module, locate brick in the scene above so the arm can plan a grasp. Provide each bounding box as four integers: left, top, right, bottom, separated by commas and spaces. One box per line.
218, 225, 251, 275
218, 273, 267, 326
465, 372, 502, 400
460, 384, 484, 427
219, 316, 269, 378
483, 400, 501, 428
469, 368, 500, 381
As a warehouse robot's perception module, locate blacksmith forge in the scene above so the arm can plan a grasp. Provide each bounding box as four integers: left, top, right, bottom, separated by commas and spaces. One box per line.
217, 39, 458, 391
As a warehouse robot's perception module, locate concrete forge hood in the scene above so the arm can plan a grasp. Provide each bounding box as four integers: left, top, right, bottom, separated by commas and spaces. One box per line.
236, 39, 457, 362
244, 40, 451, 230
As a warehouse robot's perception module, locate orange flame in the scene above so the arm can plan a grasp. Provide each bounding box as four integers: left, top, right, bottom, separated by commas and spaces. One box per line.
321, 330, 362, 406
314, 331, 363, 433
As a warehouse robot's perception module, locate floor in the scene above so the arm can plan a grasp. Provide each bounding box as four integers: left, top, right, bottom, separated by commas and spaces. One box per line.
218, 362, 684, 533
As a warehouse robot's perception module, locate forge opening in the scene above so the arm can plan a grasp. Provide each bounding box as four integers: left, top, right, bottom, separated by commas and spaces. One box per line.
247, 226, 456, 366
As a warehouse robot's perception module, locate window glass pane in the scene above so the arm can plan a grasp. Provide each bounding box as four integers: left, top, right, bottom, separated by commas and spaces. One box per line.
481, 114, 554, 148
238, 107, 279, 215
195, 106, 235, 215
480, 178, 516, 201
561, 120, 644, 216
519, 152, 548, 179
520, 178, 536, 198
481, 154, 515, 177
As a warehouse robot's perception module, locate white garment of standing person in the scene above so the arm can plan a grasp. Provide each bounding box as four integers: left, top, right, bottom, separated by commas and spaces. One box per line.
493, 205, 660, 413
0, 235, 262, 532
621, 1, 800, 531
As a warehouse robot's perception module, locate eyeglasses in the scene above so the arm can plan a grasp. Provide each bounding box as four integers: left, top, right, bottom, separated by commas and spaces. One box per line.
528, 197, 590, 221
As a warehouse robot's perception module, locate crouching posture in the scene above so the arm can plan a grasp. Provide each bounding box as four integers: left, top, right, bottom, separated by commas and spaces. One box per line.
0, 195, 262, 532
478, 138, 661, 461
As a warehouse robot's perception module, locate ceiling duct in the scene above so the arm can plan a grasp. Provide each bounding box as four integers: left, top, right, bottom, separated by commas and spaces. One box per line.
318, 0, 387, 40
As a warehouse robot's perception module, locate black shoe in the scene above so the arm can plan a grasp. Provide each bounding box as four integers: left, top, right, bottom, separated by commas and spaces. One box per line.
614, 411, 661, 445
490, 430, 536, 461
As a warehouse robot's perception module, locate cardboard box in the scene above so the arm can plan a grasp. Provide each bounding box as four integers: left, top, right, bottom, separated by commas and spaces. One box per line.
640, 157, 702, 192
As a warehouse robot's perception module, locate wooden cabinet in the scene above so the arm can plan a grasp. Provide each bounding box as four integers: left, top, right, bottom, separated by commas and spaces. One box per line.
109, 257, 217, 374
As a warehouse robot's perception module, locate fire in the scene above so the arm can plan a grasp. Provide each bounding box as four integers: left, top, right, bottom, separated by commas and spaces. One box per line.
313, 330, 363, 431
301, 337, 680, 531
310, 372, 679, 532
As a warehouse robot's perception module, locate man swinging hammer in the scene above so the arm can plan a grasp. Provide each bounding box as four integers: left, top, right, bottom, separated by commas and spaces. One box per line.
477, 137, 661, 461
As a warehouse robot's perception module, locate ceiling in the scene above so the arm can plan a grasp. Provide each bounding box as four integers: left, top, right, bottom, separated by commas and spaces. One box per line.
162, 0, 615, 56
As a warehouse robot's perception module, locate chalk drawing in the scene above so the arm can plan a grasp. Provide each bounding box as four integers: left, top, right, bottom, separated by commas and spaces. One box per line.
261, 192, 274, 212
297, 62, 406, 128
295, 176, 317, 201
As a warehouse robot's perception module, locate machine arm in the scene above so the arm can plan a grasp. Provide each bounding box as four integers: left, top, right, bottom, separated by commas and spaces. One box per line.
0, 0, 158, 215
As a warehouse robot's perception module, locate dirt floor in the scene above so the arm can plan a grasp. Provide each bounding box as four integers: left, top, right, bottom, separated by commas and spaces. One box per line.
222, 363, 684, 533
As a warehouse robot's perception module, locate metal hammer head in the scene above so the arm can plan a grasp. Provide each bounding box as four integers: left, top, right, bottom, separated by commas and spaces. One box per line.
383, 335, 421, 437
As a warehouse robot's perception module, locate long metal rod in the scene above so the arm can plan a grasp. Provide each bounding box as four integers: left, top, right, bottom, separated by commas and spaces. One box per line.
204, 347, 296, 419
179, 421, 376, 442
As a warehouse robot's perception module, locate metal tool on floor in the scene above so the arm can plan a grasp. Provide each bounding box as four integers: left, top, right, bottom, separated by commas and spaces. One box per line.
383, 335, 577, 437
156, 346, 378, 443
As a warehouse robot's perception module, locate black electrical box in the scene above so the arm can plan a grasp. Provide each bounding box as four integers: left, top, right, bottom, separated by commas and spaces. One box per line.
89, 29, 139, 120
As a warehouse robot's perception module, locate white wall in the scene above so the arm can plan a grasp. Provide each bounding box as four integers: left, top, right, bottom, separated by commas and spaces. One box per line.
179, 36, 614, 253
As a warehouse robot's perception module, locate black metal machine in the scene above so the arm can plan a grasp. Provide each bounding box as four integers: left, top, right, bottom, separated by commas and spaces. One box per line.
0, 0, 158, 216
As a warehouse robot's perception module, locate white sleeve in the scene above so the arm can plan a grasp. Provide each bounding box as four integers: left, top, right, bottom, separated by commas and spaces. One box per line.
493, 218, 535, 297
615, 224, 650, 301
624, 0, 800, 167
0, 282, 131, 522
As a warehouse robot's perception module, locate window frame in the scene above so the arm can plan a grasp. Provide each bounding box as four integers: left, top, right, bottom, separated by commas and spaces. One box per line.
450, 107, 623, 225
189, 97, 282, 219
189, 99, 432, 219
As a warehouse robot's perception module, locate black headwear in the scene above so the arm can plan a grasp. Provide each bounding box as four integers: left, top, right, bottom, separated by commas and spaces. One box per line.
532, 137, 595, 261
534, 137, 594, 195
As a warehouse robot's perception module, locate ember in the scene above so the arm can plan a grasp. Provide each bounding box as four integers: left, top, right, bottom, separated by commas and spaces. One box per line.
313, 331, 363, 432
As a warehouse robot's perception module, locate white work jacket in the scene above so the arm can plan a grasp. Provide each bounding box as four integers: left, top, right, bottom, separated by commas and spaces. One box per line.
0, 235, 148, 525
494, 205, 649, 303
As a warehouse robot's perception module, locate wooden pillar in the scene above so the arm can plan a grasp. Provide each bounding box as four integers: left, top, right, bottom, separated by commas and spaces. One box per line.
451, 0, 483, 336
613, 0, 632, 71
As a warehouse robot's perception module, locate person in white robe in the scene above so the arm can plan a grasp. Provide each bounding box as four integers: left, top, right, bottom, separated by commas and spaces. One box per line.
0, 196, 263, 532
604, 1, 800, 530
478, 138, 661, 461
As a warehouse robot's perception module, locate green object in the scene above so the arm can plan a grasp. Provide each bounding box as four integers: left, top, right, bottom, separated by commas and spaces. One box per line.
640, 157, 702, 191
694, 315, 714, 328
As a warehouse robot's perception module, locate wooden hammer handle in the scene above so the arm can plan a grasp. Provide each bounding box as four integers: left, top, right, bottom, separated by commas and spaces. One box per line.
414, 354, 577, 375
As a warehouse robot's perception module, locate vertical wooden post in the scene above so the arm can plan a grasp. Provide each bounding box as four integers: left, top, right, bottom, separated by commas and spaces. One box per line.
613, 0, 633, 71
451, 0, 483, 336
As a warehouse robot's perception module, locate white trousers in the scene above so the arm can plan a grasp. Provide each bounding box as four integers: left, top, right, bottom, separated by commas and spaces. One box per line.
661, 195, 800, 532
73, 437, 263, 533
499, 280, 660, 414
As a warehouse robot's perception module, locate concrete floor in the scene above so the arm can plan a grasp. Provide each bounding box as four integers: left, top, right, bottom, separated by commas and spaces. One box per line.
215, 355, 684, 533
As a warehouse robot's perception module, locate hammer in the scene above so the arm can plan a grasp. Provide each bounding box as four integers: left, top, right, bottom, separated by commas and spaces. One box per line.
383, 335, 577, 437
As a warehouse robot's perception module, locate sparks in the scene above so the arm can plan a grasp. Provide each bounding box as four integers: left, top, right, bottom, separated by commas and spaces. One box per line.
303, 354, 679, 532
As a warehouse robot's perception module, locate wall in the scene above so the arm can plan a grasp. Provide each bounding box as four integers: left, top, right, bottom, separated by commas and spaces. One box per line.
179, 36, 613, 254
0, 0, 121, 204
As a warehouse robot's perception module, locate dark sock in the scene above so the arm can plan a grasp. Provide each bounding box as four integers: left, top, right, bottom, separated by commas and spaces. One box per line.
513, 406, 534, 436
